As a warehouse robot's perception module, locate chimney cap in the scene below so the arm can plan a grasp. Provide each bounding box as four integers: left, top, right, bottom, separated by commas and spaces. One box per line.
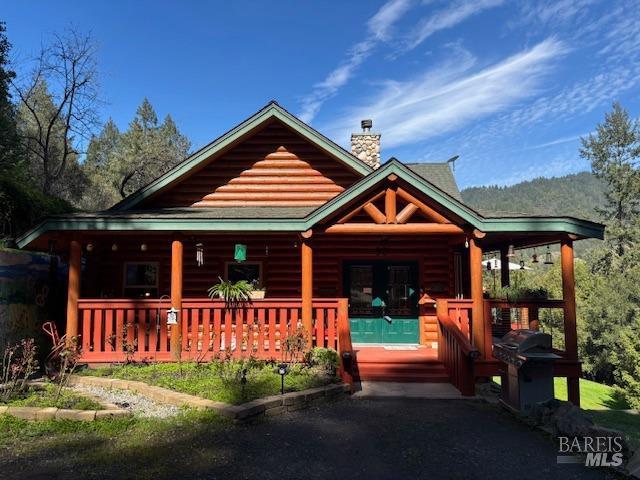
361, 119, 373, 132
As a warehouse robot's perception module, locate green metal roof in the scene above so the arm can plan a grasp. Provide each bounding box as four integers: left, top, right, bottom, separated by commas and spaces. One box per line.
16, 158, 605, 248
111, 101, 372, 211
405, 163, 462, 201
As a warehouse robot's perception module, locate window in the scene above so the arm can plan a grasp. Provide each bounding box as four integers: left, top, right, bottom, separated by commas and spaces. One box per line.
123, 262, 159, 298
225, 262, 262, 286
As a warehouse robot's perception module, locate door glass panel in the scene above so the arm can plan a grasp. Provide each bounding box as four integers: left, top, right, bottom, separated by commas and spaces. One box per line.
387, 265, 414, 316
349, 265, 373, 316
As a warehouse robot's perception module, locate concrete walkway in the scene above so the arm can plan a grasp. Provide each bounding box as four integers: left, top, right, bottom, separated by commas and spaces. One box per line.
352, 381, 471, 399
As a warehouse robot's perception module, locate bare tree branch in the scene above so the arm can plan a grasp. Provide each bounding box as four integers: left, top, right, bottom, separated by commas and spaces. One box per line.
11, 27, 100, 194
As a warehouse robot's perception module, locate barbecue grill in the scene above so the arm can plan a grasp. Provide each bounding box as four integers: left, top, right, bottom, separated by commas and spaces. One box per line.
493, 329, 560, 413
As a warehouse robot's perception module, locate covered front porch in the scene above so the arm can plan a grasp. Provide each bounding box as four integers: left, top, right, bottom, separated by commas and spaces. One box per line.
18, 160, 604, 404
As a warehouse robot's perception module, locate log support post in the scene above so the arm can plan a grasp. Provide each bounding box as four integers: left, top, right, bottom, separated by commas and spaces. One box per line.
498, 246, 512, 337
469, 238, 487, 358
170, 238, 183, 360
301, 231, 314, 344
66, 239, 82, 344
561, 239, 580, 406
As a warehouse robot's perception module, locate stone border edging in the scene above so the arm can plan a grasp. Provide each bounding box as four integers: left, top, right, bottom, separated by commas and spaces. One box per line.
0, 381, 132, 422
68, 375, 351, 422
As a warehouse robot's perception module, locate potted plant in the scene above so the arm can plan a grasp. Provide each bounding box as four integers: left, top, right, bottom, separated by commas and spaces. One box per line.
249, 279, 266, 300
208, 277, 253, 306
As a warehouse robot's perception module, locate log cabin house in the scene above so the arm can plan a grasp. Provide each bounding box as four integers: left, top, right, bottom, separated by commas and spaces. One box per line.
16, 102, 604, 404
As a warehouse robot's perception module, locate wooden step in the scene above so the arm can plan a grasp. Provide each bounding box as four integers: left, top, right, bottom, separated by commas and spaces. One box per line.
356, 371, 451, 383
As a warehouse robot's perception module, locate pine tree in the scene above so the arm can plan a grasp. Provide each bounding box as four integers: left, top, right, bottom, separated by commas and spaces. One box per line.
580, 102, 640, 270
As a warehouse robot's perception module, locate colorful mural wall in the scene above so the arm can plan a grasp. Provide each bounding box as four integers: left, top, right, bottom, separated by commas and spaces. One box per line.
0, 249, 65, 353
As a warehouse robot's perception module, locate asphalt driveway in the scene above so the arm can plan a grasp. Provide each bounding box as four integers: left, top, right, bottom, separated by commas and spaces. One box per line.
3, 398, 617, 480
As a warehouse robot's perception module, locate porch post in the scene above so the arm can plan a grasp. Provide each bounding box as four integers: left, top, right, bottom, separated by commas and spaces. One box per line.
499, 247, 510, 287
561, 239, 580, 406
499, 246, 511, 336
469, 238, 486, 357
65, 239, 82, 343
170, 238, 183, 360
301, 231, 313, 342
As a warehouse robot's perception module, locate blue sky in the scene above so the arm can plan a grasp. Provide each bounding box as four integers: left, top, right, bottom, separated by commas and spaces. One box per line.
4, 1, 640, 188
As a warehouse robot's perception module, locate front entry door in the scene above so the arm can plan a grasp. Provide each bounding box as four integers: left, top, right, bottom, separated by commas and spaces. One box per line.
345, 260, 419, 344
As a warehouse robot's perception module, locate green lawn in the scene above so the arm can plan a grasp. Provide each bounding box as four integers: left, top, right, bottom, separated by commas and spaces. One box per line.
81, 360, 337, 405
1, 384, 103, 410
493, 376, 640, 447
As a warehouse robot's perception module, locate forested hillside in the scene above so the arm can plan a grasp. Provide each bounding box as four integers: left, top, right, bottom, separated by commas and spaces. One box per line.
461, 172, 606, 221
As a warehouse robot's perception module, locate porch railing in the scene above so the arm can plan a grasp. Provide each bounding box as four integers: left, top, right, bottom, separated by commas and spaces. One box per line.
436, 299, 478, 396
77, 298, 348, 363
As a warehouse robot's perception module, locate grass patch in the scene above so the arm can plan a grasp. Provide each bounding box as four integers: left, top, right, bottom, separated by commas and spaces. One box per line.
0, 407, 228, 476
1, 384, 103, 410
491, 377, 629, 410
587, 410, 640, 448
81, 360, 337, 405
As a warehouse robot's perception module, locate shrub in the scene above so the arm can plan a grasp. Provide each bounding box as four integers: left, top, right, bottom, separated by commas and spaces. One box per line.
307, 347, 339, 374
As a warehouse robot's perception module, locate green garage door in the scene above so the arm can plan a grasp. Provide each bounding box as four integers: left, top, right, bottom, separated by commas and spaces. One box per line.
345, 261, 419, 344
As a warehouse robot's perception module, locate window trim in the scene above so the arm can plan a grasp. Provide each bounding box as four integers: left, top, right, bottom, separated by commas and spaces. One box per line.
123, 261, 160, 292
224, 261, 263, 286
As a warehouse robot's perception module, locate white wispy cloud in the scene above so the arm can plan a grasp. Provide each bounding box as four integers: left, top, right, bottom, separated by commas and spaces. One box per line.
326, 38, 567, 148
404, 0, 504, 51
298, 0, 411, 123
524, 133, 585, 150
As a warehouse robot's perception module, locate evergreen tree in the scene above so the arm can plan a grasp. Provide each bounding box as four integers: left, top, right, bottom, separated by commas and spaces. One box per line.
0, 22, 18, 173
580, 102, 640, 269
80, 98, 191, 210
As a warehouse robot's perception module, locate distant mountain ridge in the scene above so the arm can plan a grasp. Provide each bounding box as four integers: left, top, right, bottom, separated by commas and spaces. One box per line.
461, 172, 606, 222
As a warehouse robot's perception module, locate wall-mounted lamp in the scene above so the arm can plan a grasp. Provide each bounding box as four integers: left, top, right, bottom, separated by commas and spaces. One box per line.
140, 243, 148, 252
111, 243, 118, 252
86, 243, 94, 252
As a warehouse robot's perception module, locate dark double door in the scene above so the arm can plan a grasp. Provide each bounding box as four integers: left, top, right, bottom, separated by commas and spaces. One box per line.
344, 260, 419, 344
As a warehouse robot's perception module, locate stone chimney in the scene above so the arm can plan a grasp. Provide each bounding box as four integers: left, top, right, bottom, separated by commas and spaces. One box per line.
351, 119, 381, 169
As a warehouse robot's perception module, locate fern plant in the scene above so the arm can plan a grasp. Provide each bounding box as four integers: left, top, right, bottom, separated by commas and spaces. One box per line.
208, 277, 253, 307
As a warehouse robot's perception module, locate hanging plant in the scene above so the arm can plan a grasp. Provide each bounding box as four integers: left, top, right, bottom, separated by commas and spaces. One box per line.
208, 277, 253, 307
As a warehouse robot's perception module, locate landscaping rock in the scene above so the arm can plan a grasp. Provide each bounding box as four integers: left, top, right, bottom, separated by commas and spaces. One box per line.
95, 409, 132, 419
35, 407, 58, 420
71, 384, 180, 418
6, 407, 38, 420
56, 409, 96, 421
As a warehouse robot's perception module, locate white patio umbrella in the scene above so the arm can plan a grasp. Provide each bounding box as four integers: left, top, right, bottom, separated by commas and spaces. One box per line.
482, 258, 532, 271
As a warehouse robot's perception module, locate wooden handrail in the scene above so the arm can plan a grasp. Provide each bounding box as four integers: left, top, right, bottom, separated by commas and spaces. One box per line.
436, 299, 478, 396
437, 312, 480, 359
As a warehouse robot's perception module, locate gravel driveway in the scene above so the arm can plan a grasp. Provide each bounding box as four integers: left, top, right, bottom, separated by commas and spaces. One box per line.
3, 398, 617, 480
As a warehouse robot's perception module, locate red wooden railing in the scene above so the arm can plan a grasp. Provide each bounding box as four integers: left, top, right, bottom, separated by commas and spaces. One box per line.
77, 298, 347, 363
436, 299, 478, 396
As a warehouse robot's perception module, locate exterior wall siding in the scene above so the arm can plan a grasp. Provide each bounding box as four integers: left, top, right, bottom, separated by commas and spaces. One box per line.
81, 234, 455, 302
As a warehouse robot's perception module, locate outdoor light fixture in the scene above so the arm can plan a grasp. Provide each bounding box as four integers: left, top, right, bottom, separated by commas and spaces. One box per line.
464, 237, 469, 248
532, 248, 539, 263
140, 243, 148, 252
111, 243, 118, 252
86, 243, 94, 252
196, 242, 204, 266
166, 307, 179, 325
278, 363, 288, 394
544, 246, 553, 265
507, 244, 515, 257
